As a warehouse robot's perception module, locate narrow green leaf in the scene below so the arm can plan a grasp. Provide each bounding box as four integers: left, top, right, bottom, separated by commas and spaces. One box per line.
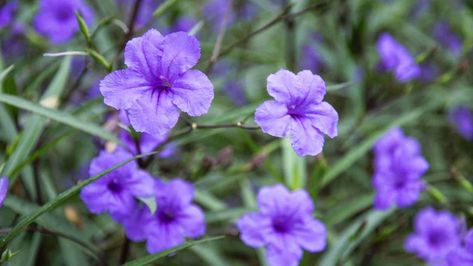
0, 93, 118, 143
153, 0, 178, 18
282, 138, 306, 190
86, 48, 112, 72
75, 12, 92, 45
122, 236, 224, 266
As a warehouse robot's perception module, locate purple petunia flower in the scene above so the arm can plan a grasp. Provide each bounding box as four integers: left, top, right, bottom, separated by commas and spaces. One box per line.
142, 179, 205, 253
372, 127, 428, 210
433, 21, 462, 57
448, 106, 473, 141
33, 0, 94, 44
237, 185, 326, 266
0, 1, 17, 29
447, 229, 473, 266
202, 0, 234, 32
405, 208, 461, 265
255, 69, 338, 156
0, 176, 8, 208
80, 148, 154, 219
376, 33, 421, 82
100, 29, 214, 137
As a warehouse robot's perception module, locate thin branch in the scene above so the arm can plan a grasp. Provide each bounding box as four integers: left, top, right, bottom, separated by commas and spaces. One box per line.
120, 0, 143, 52
204, 2, 231, 74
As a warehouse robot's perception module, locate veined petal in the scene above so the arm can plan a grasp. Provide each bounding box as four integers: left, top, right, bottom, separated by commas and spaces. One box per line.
236, 212, 272, 247
267, 69, 299, 103
256, 184, 290, 215
266, 240, 303, 266
146, 223, 185, 253
290, 118, 325, 156
293, 218, 327, 252
171, 70, 214, 116
160, 32, 200, 80
296, 70, 326, 103
179, 205, 205, 238
0, 177, 8, 208
124, 29, 164, 79
127, 170, 155, 197
305, 101, 339, 138
255, 100, 291, 138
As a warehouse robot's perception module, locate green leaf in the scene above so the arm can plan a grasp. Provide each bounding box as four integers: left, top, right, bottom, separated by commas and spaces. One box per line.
282, 138, 306, 190
75, 12, 92, 46
153, 0, 178, 18
0, 93, 118, 143
86, 48, 112, 72
121, 236, 225, 266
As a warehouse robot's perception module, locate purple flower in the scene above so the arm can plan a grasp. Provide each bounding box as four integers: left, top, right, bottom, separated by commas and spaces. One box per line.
80, 149, 154, 219
0, 177, 8, 208
372, 128, 428, 210
33, 0, 94, 44
100, 29, 214, 137
448, 106, 473, 141
376, 33, 421, 82
202, 0, 235, 31
433, 21, 462, 57
166, 17, 197, 34
224, 80, 247, 106
121, 202, 152, 241
405, 208, 461, 265
118, 0, 161, 28
0, 1, 17, 29
299, 34, 324, 73
237, 185, 326, 266
447, 229, 473, 266
255, 69, 338, 156
143, 179, 205, 253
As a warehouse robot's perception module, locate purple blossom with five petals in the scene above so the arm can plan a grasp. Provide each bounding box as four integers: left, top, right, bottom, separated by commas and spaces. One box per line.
0, 176, 8, 208
405, 208, 461, 265
255, 69, 338, 156
376, 33, 421, 82
372, 128, 428, 210
33, 0, 94, 44
448, 106, 473, 141
143, 179, 205, 253
100, 29, 214, 137
80, 148, 154, 219
237, 184, 326, 266
447, 229, 473, 266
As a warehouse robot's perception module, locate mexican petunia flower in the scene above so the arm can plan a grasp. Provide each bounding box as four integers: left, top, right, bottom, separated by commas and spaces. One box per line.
0, 1, 17, 29
255, 69, 338, 156
33, 0, 94, 44
80, 148, 154, 219
376, 33, 421, 82
237, 184, 326, 266
100, 29, 214, 137
0, 176, 8, 208
405, 208, 461, 265
372, 127, 428, 210
143, 179, 205, 253
447, 229, 473, 266
448, 106, 473, 141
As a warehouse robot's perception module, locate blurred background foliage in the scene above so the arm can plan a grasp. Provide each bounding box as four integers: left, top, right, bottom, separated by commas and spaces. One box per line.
0, 0, 472, 265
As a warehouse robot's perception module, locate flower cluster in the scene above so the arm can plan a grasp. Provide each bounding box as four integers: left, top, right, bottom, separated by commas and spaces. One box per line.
372, 127, 429, 210
237, 185, 326, 266
376, 33, 421, 82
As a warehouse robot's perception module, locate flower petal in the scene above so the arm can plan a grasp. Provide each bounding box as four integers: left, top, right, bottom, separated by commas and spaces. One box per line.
160, 32, 200, 80
290, 118, 325, 156
127, 91, 180, 136
294, 218, 327, 252
305, 101, 338, 138
179, 205, 206, 238
266, 242, 302, 266
80, 184, 112, 214
256, 184, 290, 215
171, 70, 214, 116
126, 170, 155, 197
266, 69, 299, 103
146, 223, 185, 253
255, 100, 291, 138
0, 177, 8, 208
155, 179, 194, 207
236, 212, 272, 247
124, 29, 164, 79
100, 69, 152, 110
296, 70, 326, 103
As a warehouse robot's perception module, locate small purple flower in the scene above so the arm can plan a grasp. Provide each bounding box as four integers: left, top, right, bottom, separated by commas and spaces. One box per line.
376, 33, 421, 82
167, 17, 197, 34
224, 80, 247, 106
448, 106, 473, 141
405, 208, 461, 265
80, 149, 154, 219
202, 0, 235, 31
299, 34, 324, 73
237, 185, 326, 266
255, 69, 338, 156
372, 128, 428, 210
100, 29, 214, 137
0, 176, 8, 208
33, 0, 94, 44
143, 179, 205, 253
433, 21, 462, 57
0, 1, 17, 29
447, 229, 473, 266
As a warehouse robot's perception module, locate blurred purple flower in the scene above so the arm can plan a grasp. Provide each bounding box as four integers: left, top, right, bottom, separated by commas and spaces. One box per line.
255, 69, 338, 156
100, 29, 214, 137
144, 179, 205, 253
33, 0, 94, 44
0, 1, 17, 29
202, 0, 234, 32
237, 184, 326, 266
224, 80, 247, 106
80, 149, 154, 219
372, 128, 428, 210
118, 0, 161, 28
447, 229, 473, 266
410, 0, 431, 18
0, 177, 8, 208
300, 35, 324, 73
433, 22, 462, 57
448, 106, 473, 141
405, 208, 461, 265
167, 17, 197, 34
376, 33, 421, 82
419, 62, 439, 82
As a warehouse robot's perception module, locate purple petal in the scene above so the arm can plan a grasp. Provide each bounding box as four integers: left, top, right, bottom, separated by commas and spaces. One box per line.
0, 177, 9, 208
121, 203, 153, 241
100, 69, 152, 110
266, 69, 299, 103
126, 170, 155, 197
179, 205, 206, 238
305, 102, 339, 138
236, 212, 272, 247
127, 91, 180, 136
160, 32, 200, 80
256, 184, 290, 215
289, 119, 325, 156
254, 100, 291, 137
171, 70, 214, 116
124, 29, 164, 79
88, 149, 136, 177
155, 179, 194, 207
293, 218, 326, 252
80, 184, 113, 214
266, 243, 302, 266
296, 70, 326, 103
146, 223, 185, 253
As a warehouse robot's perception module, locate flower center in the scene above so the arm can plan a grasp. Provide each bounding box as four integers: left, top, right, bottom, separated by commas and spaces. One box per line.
158, 208, 176, 223
55, 9, 72, 21
154, 75, 172, 91
287, 104, 303, 118
394, 179, 406, 189
272, 216, 290, 233
428, 230, 445, 247
107, 179, 122, 193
